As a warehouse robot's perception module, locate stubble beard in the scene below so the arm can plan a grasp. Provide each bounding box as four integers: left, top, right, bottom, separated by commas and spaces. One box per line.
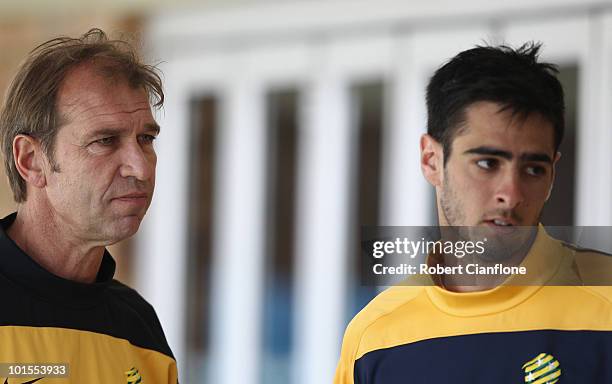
439, 168, 464, 227
438, 168, 523, 262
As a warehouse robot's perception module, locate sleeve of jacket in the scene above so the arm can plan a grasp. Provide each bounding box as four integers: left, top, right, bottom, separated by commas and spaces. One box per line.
334, 285, 414, 384
333, 318, 364, 384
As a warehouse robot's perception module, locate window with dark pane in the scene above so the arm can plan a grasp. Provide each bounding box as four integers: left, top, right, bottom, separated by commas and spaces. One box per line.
347, 81, 385, 321
540, 65, 577, 226
186, 96, 217, 382
261, 89, 299, 384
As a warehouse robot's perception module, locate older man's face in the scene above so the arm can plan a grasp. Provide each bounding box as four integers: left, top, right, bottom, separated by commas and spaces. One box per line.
45, 64, 159, 244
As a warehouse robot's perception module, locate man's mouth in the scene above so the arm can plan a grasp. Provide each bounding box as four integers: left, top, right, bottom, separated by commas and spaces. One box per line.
116, 193, 148, 199
111, 192, 150, 207
482, 218, 519, 233
490, 219, 512, 226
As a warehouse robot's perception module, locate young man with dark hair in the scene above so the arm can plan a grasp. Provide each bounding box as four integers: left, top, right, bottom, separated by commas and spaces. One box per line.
334, 43, 612, 383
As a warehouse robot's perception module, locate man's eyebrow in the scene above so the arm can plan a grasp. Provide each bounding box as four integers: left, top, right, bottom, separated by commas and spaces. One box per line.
145, 123, 161, 135
463, 146, 512, 160
87, 127, 126, 138
463, 146, 553, 163
86, 123, 160, 138
520, 152, 552, 163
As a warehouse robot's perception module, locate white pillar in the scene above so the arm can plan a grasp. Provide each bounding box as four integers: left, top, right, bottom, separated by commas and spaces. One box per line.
381, 34, 432, 226
576, 12, 612, 226
292, 56, 352, 384
208, 77, 266, 384
603, 12, 612, 226
134, 71, 190, 380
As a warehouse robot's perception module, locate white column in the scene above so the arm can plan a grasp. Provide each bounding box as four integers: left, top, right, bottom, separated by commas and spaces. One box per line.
134, 71, 190, 380
208, 77, 266, 384
576, 12, 612, 226
603, 12, 612, 226
381, 34, 432, 226
292, 55, 352, 384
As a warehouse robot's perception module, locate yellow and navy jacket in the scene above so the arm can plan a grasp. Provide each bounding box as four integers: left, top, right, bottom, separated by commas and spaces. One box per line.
335, 225, 612, 383
0, 213, 178, 383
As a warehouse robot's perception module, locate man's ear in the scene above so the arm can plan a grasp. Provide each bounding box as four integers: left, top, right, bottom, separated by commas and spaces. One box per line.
13, 134, 47, 189
546, 151, 561, 201
420, 134, 444, 187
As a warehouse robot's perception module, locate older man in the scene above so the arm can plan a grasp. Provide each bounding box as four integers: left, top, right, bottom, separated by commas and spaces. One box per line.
0, 29, 177, 382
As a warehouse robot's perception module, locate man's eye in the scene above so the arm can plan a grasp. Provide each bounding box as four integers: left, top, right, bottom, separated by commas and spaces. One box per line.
94, 137, 116, 146
475, 158, 498, 170
525, 165, 546, 176
138, 134, 157, 145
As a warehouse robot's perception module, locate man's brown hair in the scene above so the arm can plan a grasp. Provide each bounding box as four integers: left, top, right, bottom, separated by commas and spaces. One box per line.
0, 28, 164, 202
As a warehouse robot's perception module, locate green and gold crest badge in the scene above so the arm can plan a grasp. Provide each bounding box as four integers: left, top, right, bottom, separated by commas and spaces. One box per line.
522, 353, 561, 383
125, 367, 142, 384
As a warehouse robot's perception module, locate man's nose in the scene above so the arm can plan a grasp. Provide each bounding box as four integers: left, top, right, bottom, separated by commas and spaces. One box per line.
119, 141, 155, 181
494, 169, 524, 209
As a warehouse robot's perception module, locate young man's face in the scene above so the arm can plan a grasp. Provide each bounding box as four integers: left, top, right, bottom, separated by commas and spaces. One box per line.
421, 101, 559, 229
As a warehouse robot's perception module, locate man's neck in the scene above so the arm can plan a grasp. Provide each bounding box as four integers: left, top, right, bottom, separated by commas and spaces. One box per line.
7, 204, 105, 284
438, 228, 538, 293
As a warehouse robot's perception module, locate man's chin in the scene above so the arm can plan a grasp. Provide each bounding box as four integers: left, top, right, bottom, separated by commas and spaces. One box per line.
107, 214, 144, 243
473, 224, 537, 261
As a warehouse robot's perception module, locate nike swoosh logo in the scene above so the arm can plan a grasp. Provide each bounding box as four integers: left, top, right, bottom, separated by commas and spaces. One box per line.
3, 378, 43, 384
